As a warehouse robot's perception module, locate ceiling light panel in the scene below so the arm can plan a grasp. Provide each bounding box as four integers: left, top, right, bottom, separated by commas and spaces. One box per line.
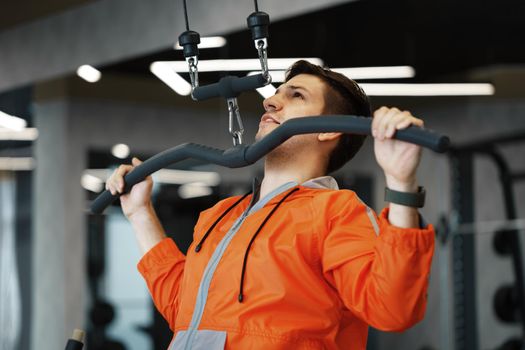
0, 110, 27, 130
76, 65, 102, 83
360, 83, 495, 96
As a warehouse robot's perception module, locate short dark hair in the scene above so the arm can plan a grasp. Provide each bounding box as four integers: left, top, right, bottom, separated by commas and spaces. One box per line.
285, 60, 372, 174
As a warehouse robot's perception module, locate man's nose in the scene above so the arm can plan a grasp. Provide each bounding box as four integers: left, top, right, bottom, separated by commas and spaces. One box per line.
263, 94, 282, 112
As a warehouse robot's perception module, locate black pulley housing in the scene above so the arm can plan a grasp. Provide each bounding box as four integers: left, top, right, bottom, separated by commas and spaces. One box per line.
178, 30, 200, 57
247, 11, 270, 40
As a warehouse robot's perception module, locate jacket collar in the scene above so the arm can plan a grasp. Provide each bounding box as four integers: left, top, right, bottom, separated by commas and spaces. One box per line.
301, 176, 339, 190
250, 176, 339, 208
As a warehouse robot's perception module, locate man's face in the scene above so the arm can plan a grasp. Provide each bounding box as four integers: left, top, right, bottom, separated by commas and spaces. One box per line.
255, 74, 327, 140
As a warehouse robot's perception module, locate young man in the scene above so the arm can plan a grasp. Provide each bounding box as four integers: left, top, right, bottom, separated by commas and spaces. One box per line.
106, 61, 434, 349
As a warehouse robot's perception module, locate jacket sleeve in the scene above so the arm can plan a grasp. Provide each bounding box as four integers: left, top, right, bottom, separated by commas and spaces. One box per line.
137, 238, 186, 329
319, 192, 435, 331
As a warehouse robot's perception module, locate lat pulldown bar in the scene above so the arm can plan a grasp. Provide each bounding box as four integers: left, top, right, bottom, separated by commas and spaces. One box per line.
90, 116, 450, 214
192, 74, 268, 100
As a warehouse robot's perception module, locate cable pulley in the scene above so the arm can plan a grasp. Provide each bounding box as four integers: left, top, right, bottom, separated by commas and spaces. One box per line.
247, 10, 271, 82
178, 0, 272, 145
178, 0, 201, 92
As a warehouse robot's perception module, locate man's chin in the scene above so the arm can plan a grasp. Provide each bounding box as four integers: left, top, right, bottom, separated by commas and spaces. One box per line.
255, 125, 279, 141
255, 129, 269, 142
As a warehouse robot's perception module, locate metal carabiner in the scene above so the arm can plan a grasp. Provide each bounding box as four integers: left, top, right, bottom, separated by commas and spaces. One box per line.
227, 98, 244, 146
255, 39, 271, 84
186, 56, 199, 90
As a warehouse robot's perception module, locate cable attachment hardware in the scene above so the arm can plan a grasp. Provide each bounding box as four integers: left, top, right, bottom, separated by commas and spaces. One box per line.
187, 56, 199, 90
247, 11, 271, 84
227, 98, 244, 146
256, 39, 271, 84
178, 30, 201, 91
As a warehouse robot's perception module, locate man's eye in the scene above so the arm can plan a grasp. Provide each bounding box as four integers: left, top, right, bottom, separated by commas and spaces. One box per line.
293, 92, 304, 99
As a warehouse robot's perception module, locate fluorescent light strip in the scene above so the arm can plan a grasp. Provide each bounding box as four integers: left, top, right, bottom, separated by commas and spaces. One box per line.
154, 60, 489, 97
150, 58, 323, 95
360, 83, 495, 96
332, 66, 415, 80
150, 62, 192, 96
256, 84, 277, 99
76, 65, 102, 83
174, 36, 227, 50
0, 128, 38, 141
178, 183, 213, 199
153, 169, 220, 186
0, 111, 27, 131
81, 173, 105, 193
249, 70, 494, 97
255, 83, 494, 98
249, 70, 286, 82
0, 157, 35, 171
252, 66, 415, 83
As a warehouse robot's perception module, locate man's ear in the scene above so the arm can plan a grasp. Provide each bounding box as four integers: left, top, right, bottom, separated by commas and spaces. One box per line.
318, 132, 343, 142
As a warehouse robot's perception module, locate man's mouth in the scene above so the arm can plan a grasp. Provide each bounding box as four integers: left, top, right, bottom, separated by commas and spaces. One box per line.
260, 114, 280, 125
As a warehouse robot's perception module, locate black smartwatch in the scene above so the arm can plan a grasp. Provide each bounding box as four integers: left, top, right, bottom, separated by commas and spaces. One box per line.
384, 186, 426, 208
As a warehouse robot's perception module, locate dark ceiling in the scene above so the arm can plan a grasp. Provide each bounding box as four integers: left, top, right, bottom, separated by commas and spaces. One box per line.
102, 0, 525, 84
0, 0, 97, 30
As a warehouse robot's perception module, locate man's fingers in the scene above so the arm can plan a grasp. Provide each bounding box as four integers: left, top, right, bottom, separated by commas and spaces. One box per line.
395, 116, 424, 130
380, 108, 401, 139
116, 164, 133, 192
105, 175, 121, 195
374, 107, 401, 140
372, 106, 388, 137
373, 107, 425, 140
107, 163, 135, 194
116, 164, 133, 176
106, 180, 119, 195
385, 112, 409, 138
107, 176, 122, 195
395, 119, 412, 131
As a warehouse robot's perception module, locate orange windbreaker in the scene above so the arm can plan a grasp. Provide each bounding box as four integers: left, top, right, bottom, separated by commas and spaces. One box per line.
138, 180, 435, 349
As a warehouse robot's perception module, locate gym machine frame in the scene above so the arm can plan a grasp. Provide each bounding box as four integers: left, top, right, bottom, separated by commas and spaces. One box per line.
441, 132, 525, 350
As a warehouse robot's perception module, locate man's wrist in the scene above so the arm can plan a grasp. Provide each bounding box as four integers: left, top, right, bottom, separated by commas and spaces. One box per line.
128, 203, 156, 224
385, 176, 418, 193
127, 203, 167, 255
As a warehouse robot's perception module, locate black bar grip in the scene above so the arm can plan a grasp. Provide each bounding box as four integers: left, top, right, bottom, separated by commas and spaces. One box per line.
90, 143, 247, 214
396, 125, 449, 152
64, 329, 84, 350
64, 339, 83, 350
192, 74, 267, 100
245, 116, 449, 162
91, 116, 450, 214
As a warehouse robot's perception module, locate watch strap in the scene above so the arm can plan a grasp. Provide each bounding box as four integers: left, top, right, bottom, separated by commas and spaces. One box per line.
384, 186, 426, 208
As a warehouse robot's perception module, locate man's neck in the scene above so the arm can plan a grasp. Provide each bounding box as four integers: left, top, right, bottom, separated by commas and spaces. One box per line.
260, 159, 325, 200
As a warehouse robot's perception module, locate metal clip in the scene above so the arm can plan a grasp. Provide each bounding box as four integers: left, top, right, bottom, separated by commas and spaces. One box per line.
186, 56, 199, 90
227, 98, 244, 146
255, 39, 271, 84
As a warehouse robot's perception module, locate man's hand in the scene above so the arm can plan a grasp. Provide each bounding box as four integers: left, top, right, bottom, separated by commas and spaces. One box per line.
106, 157, 166, 255
372, 106, 424, 192
106, 157, 154, 220
372, 107, 424, 228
